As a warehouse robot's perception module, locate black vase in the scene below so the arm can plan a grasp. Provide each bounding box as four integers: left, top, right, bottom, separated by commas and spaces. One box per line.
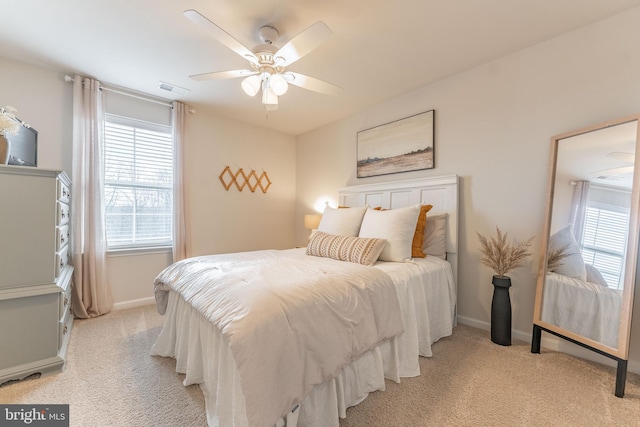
491, 275, 512, 346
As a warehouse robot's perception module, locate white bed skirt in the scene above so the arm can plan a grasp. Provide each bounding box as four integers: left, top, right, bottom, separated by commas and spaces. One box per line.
541, 272, 622, 348
151, 257, 455, 427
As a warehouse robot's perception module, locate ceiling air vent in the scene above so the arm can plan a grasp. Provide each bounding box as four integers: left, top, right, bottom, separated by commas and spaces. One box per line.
158, 81, 190, 96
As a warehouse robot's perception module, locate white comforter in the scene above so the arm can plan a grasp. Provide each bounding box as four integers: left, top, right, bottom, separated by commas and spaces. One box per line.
541, 272, 622, 348
154, 249, 405, 427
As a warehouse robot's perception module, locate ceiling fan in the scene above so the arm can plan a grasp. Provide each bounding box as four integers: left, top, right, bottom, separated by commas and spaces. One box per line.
184, 9, 341, 111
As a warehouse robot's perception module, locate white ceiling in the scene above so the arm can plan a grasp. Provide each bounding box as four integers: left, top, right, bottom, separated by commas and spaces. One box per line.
2, 0, 640, 135
558, 120, 638, 189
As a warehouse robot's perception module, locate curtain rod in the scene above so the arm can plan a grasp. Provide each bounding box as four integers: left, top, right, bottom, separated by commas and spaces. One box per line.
102, 86, 174, 108
64, 74, 174, 108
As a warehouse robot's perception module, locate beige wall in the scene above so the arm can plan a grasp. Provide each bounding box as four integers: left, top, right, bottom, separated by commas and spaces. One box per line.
296, 7, 640, 371
184, 105, 296, 257
0, 58, 73, 174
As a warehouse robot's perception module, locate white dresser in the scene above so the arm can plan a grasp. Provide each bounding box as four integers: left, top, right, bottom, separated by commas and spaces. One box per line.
0, 165, 74, 385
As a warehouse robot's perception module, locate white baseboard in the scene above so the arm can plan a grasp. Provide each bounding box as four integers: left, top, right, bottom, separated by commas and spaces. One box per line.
455, 316, 640, 375
456, 316, 487, 330
113, 297, 155, 311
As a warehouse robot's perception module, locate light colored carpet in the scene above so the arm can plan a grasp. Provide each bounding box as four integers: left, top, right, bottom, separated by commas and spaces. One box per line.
0, 305, 206, 426
1, 304, 638, 426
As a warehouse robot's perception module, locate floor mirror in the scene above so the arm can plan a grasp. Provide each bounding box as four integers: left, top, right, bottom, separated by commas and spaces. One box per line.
531, 114, 640, 397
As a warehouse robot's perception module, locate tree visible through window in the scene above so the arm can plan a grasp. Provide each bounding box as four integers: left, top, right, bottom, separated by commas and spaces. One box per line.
104, 114, 173, 249
580, 203, 629, 290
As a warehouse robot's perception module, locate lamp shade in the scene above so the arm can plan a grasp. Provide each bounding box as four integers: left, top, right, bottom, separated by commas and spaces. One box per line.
304, 214, 322, 230
270, 73, 288, 96
241, 75, 261, 97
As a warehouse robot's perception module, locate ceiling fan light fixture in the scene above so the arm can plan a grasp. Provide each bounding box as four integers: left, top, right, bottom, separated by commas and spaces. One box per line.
241, 75, 261, 97
184, 10, 338, 111
270, 73, 288, 96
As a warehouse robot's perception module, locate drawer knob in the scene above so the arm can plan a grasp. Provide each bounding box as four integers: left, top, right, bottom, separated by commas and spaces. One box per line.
63, 325, 68, 335
64, 296, 69, 306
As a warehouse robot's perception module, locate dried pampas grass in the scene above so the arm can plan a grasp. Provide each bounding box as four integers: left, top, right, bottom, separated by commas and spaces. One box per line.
546, 243, 570, 271
477, 227, 534, 277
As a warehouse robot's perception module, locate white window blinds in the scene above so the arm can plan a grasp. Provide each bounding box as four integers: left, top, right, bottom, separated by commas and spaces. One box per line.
581, 204, 629, 289
104, 113, 173, 249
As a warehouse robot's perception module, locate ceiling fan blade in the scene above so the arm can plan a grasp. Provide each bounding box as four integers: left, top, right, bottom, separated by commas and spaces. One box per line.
607, 152, 635, 163
274, 21, 332, 66
189, 70, 257, 81
285, 72, 341, 96
184, 9, 258, 64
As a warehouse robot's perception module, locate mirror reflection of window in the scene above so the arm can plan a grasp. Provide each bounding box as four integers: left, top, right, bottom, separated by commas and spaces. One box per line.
581, 197, 630, 290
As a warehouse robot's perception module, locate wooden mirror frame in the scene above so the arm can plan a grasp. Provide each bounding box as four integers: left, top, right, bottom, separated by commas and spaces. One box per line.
531, 114, 640, 397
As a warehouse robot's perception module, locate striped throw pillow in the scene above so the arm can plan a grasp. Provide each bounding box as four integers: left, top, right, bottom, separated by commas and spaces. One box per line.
306, 232, 386, 266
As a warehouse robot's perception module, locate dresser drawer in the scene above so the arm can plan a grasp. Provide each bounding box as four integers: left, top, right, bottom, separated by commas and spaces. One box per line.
56, 224, 70, 252
59, 281, 72, 321
57, 179, 71, 204
56, 246, 69, 279
0, 291, 59, 370
57, 202, 70, 226
58, 304, 73, 350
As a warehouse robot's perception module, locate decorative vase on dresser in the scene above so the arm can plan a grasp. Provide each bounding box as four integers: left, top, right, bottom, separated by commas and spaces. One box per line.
0, 165, 74, 385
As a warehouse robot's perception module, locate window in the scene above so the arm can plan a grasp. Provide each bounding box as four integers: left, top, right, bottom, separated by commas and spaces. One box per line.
104, 114, 173, 249
580, 203, 629, 289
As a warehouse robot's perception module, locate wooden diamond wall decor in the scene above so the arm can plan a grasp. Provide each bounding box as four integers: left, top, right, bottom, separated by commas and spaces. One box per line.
258, 171, 272, 193
219, 166, 271, 194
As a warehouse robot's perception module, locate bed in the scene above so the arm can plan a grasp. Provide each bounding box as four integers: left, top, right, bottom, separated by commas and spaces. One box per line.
541, 271, 622, 348
151, 175, 459, 427
542, 225, 623, 348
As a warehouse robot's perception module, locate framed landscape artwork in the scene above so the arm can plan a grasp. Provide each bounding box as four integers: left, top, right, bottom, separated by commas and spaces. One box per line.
357, 110, 434, 178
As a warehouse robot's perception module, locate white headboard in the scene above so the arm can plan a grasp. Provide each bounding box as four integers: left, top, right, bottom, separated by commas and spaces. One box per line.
338, 175, 459, 281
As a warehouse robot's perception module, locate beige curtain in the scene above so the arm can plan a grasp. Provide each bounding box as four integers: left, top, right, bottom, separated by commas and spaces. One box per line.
70, 75, 114, 318
172, 101, 187, 262
570, 180, 590, 246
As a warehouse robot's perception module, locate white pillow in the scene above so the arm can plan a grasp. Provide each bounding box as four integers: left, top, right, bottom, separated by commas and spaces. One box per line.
423, 213, 447, 259
317, 205, 367, 236
306, 232, 386, 266
548, 226, 587, 281
358, 205, 421, 262
585, 263, 609, 287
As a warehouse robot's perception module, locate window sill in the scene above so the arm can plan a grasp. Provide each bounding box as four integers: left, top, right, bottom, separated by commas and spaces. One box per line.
107, 246, 172, 257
